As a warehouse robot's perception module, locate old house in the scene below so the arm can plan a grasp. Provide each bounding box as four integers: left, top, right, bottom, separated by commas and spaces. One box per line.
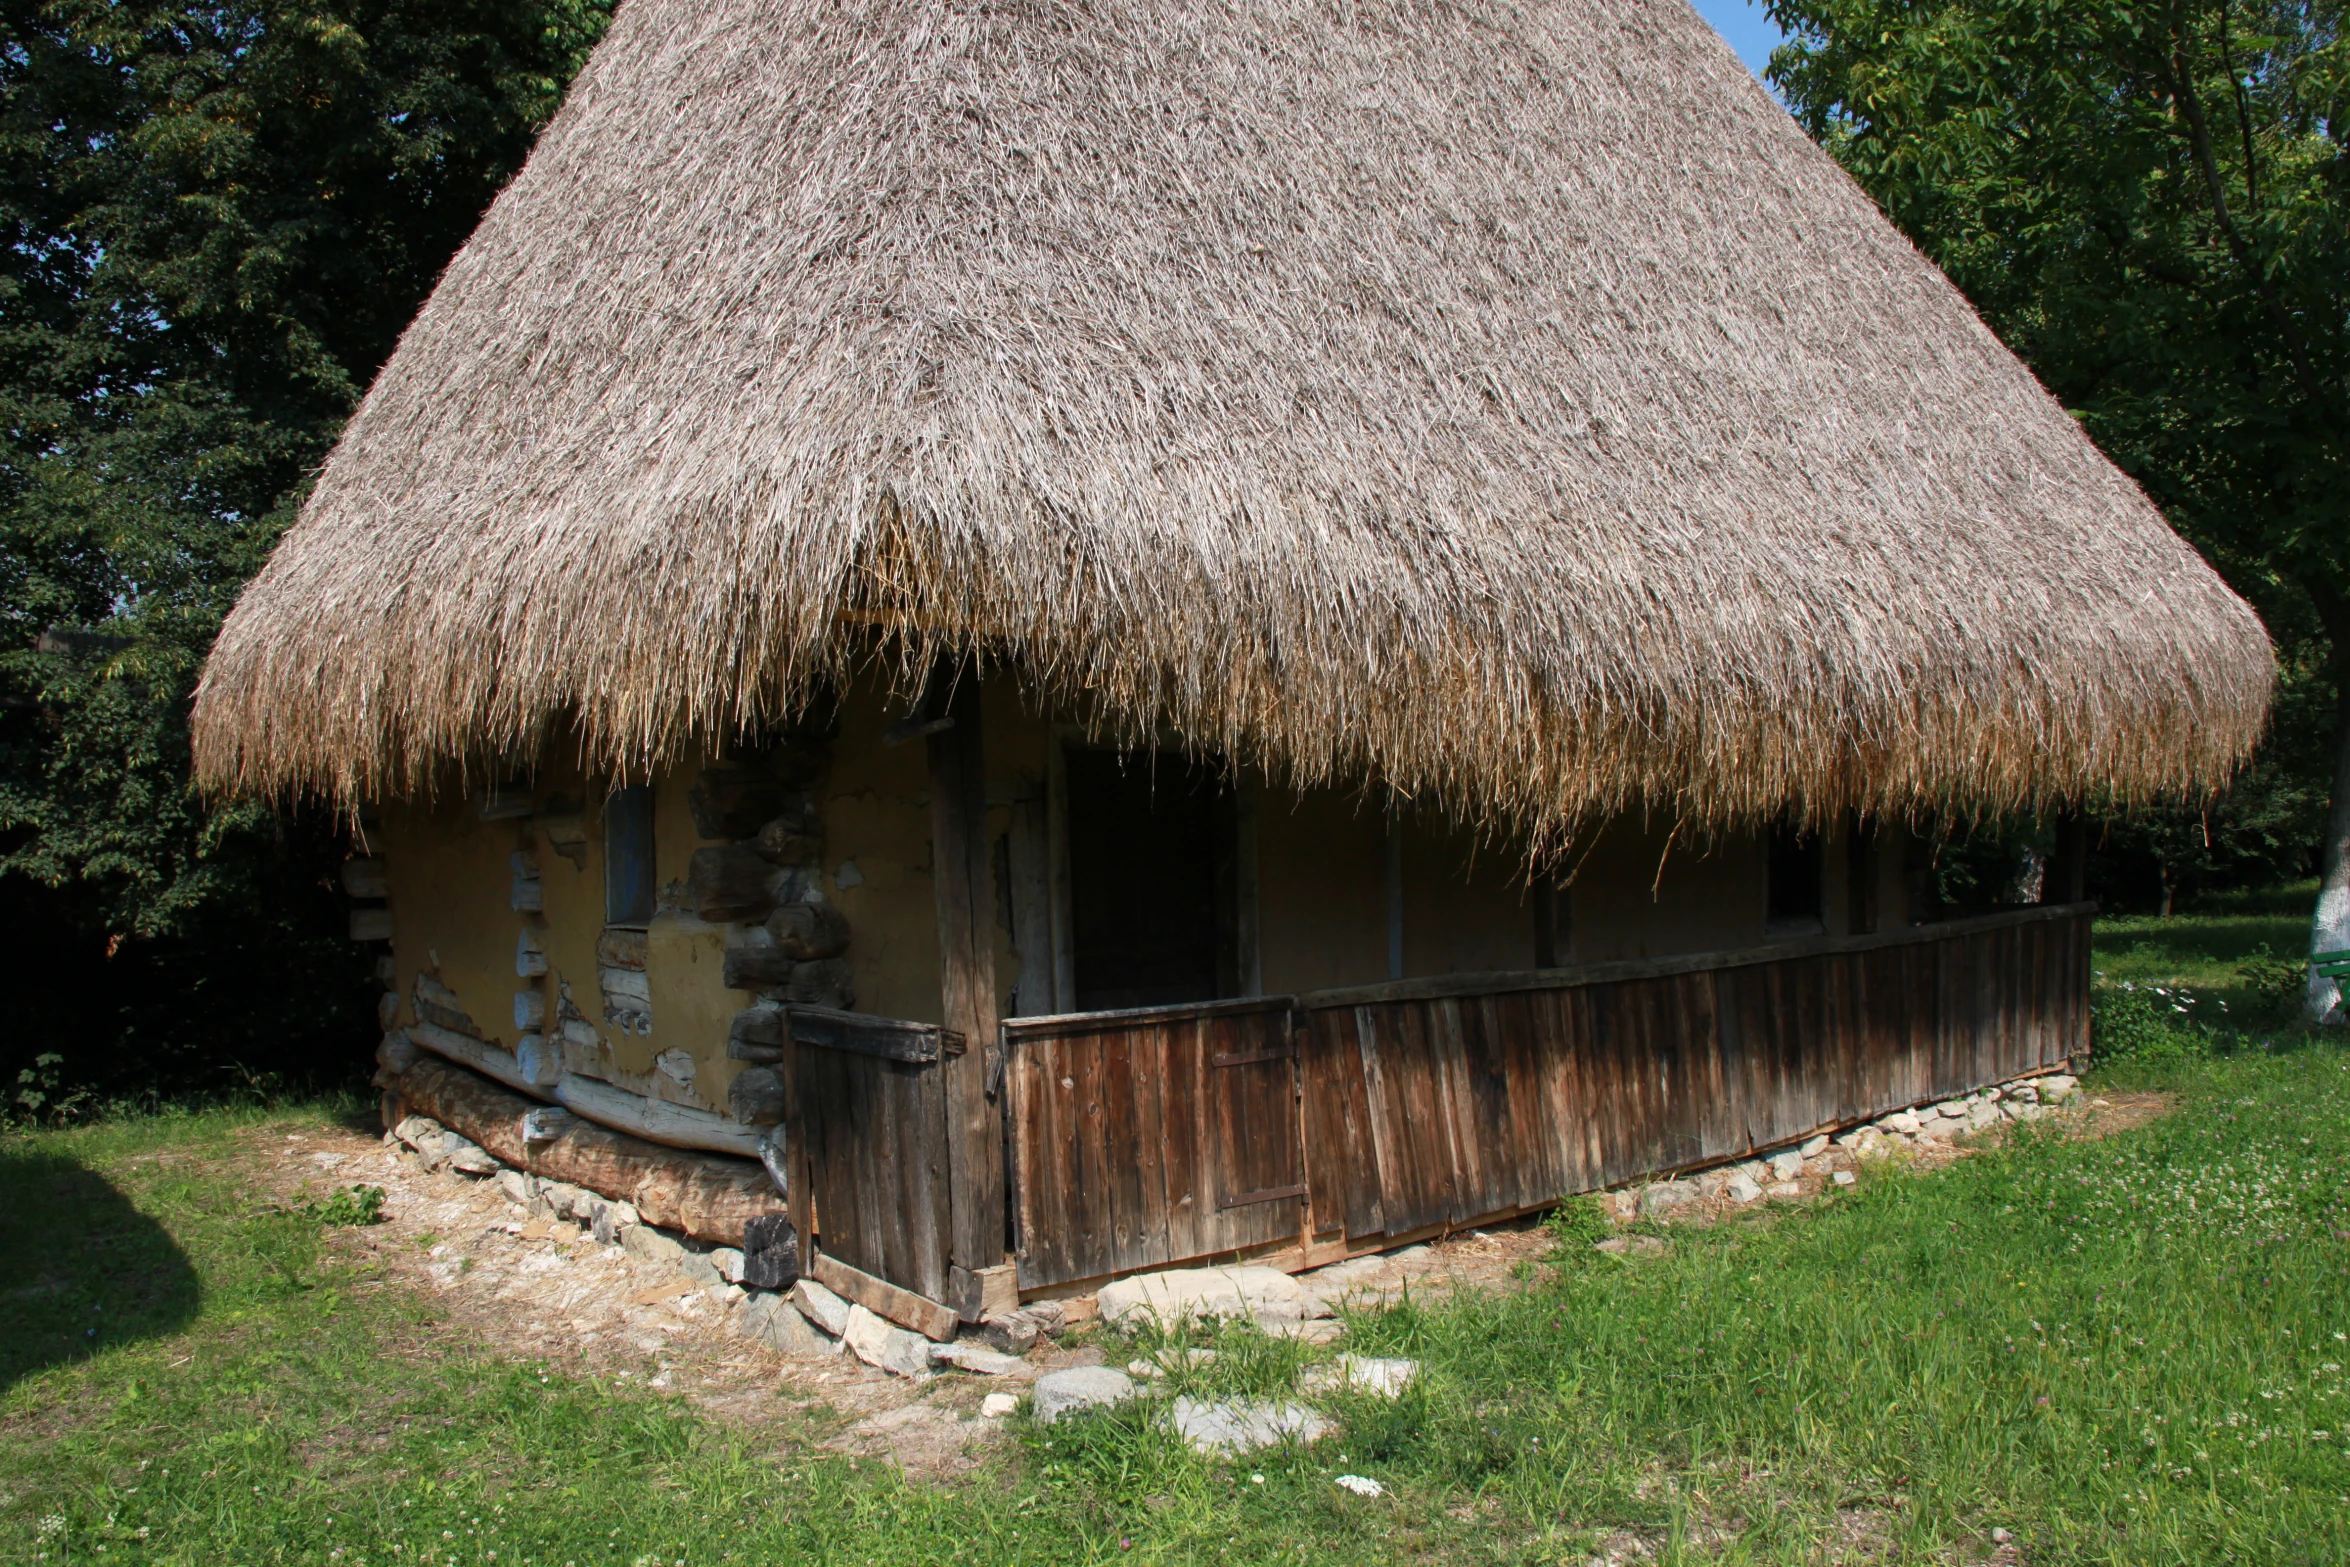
193, 0, 2270, 1322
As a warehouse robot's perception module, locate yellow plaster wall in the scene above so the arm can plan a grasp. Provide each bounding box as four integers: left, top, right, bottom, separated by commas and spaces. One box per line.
374, 792, 534, 1050
820, 675, 948, 1024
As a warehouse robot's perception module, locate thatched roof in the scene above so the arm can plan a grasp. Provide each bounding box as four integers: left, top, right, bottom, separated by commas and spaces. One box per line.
193, 0, 2271, 839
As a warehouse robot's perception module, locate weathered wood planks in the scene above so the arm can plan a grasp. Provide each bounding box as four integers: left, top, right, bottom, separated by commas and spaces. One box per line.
1002, 905, 2092, 1289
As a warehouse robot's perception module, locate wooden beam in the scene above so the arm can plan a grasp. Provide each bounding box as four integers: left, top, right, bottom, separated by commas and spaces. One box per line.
927, 659, 1008, 1273
811, 1249, 959, 1342
392, 1055, 785, 1245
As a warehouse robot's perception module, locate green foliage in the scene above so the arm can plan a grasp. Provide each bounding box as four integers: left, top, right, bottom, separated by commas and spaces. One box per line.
306, 1182, 385, 1227
2236, 942, 2313, 1019
1541, 1190, 1615, 1253
0, 1, 612, 1095
1768, 0, 2349, 918
2092, 981, 2216, 1064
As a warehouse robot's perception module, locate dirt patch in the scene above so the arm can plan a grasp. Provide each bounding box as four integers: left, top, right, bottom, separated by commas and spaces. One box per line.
245, 1085, 2169, 1480
251, 1126, 1091, 1479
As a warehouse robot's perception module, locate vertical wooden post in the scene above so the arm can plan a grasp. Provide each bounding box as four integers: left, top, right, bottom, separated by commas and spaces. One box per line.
928, 661, 1008, 1274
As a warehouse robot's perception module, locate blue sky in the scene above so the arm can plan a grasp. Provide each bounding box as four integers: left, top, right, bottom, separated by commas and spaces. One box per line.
1689, 0, 1789, 79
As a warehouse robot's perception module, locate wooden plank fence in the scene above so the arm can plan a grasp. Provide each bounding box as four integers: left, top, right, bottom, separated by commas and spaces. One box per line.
1002, 903, 2091, 1292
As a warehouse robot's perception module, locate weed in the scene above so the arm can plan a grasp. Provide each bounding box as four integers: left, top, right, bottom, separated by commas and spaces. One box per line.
307, 1184, 387, 1226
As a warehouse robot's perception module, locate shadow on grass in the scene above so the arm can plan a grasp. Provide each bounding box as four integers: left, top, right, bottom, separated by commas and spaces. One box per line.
0, 1145, 198, 1393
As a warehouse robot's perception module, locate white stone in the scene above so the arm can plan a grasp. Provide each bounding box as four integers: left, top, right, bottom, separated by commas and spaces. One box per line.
1032, 1366, 1137, 1424
442, 1138, 500, 1176
623, 1225, 686, 1266
2039, 1074, 2081, 1102
1831, 1170, 1857, 1187
791, 1279, 853, 1338
709, 1247, 745, 1284
741, 1294, 833, 1357
393, 1114, 444, 1150
1935, 1100, 1970, 1119
1097, 1265, 1314, 1328
2006, 1082, 2041, 1104
930, 1341, 1030, 1376
1170, 1396, 1334, 1455
1639, 1181, 1699, 1217
1723, 1174, 1765, 1204
1732, 1159, 1771, 1183
1766, 1180, 1801, 1199
1967, 1103, 2002, 1131
1765, 1150, 1804, 1181
1877, 1111, 1922, 1136
496, 1170, 536, 1207
842, 1304, 930, 1377
1298, 1355, 1417, 1398
980, 1392, 1019, 1419
1798, 1134, 1830, 1158
1260, 1316, 1345, 1343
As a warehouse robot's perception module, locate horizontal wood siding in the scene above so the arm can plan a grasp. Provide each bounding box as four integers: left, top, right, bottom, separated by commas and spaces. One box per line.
1005, 906, 2091, 1288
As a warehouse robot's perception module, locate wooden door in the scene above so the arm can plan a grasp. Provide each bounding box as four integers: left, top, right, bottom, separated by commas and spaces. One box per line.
790, 1007, 957, 1303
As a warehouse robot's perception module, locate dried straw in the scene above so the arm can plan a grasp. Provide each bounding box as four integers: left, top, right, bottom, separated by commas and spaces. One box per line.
191, 0, 2273, 846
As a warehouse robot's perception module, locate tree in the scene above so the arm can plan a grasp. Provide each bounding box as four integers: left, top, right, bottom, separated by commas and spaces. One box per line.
0, 1, 611, 1100
1767, 0, 2349, 1018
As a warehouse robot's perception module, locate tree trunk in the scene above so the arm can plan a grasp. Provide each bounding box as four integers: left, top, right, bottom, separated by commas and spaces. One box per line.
2307, 590, 2350, 1026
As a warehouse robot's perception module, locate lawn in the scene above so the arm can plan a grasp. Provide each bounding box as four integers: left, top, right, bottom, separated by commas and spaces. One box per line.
4, 905, 2348, 1565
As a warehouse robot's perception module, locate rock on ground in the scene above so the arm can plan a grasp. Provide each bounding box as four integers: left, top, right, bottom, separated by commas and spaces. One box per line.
1169, 1396, 1334, 1455
1032, 1366, 1138, 1424
1299, 1355, 1417, 1398
1639, 1181, 1698, 1217
930, 1341, 1032, 1377
842, 1304, 931, 1378
1096, 1264, 1325, 1328
791, 1278, 852, 1337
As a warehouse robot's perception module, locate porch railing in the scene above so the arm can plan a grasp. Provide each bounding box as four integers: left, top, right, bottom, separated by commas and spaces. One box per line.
1000, 903, 2092, 1292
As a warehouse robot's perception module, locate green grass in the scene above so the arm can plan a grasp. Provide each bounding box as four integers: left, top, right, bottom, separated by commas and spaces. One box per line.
2094, 881, 2318, 1025
5, 906, 2349, 1563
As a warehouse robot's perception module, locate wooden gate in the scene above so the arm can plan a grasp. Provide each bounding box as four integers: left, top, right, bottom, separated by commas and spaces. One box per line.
1002, 903, 2091, 1291
1002, 997, 1302, 1290
786, 1007, 961, 1303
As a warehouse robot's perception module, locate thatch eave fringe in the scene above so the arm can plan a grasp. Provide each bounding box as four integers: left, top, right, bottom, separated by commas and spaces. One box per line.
191, 0, 2273, 839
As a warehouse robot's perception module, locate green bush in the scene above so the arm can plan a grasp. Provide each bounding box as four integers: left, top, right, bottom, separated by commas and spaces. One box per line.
2090, 983, 2212, 1064
1541, 1192, 1615, 1254
2235, 945, 2310, 1022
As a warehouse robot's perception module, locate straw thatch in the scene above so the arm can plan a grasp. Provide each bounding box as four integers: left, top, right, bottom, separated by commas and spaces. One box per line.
193, 0, 2272, 841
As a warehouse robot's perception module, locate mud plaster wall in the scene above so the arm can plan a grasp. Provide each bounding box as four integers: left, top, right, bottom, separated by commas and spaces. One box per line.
372, 677, 1912, 1075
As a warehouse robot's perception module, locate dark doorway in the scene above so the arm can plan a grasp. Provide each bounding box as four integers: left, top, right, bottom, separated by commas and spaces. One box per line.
1767, 818, 1825, 936
1065, 750, 1234, 1012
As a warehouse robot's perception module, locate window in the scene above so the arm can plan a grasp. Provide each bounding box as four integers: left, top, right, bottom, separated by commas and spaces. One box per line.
1766, 819, 1824, 935
605, 785, 656, 926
